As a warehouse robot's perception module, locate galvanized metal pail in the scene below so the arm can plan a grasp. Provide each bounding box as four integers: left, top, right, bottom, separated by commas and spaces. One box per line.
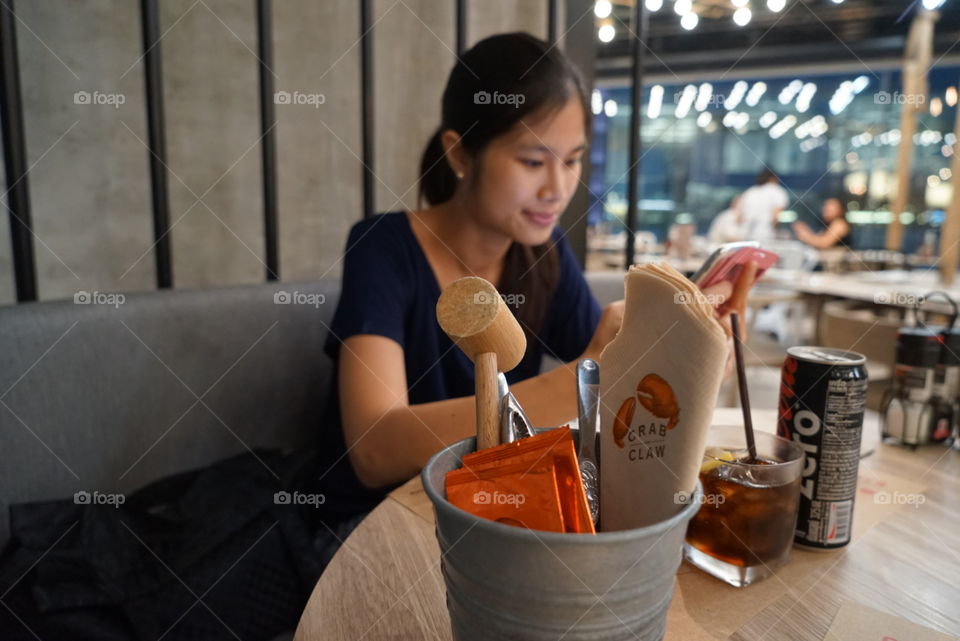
422, 435, 702, 641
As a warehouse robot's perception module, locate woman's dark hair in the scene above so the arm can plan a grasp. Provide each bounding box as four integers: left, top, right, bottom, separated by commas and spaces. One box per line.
418, 32, 590, 342
755, 168, 779, 185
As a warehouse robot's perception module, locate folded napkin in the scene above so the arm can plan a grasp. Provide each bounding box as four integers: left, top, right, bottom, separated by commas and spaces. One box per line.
598, 263, 729, 530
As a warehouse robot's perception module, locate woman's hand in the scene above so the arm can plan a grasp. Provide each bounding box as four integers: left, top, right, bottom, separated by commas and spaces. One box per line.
581, 300, 625, 362
580, 262, 756, 373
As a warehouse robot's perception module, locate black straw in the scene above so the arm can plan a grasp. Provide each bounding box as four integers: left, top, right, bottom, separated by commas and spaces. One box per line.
730, 313, 758, 462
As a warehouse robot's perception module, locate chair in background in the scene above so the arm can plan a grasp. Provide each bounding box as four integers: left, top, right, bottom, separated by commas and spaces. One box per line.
819, 299, 901, 410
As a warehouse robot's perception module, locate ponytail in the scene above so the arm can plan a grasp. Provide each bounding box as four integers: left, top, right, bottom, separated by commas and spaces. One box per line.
418, 129, 459, 208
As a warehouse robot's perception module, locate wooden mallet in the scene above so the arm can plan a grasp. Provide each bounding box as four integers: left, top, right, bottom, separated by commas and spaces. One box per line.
436, 277, 527, 451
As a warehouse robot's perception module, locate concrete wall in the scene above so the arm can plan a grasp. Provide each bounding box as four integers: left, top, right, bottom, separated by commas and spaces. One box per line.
0, 0, 560, 305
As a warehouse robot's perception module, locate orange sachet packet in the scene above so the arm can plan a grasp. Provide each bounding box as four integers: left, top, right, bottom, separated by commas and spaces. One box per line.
445, 427, 595, 534
446, 460, 566, 532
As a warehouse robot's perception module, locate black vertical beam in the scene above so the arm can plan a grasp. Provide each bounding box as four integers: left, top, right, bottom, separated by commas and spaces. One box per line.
456, 0, 467, 55
547, 0, 558, 45
360, 0, 374, 219
256, 0, 278, 280
562, 0, 598, 268
624, 1, 647, 269
140, 0, 172, 288
0, 0, 37, 302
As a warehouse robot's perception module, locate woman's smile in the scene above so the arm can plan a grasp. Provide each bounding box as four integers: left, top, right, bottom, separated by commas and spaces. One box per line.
522, 209, 560, 228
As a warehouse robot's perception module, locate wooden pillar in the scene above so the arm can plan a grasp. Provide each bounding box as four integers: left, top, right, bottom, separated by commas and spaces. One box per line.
887, 10, 936, 251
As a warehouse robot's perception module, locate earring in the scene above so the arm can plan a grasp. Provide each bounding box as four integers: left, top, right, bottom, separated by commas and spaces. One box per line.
456, 171, 464, 179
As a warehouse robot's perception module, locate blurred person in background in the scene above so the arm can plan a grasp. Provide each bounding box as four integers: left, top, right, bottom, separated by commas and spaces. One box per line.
707, 195, 745, 244
792, 198, 851, 249
739, 169, 788, 242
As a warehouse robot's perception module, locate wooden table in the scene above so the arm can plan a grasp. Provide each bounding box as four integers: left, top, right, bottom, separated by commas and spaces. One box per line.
762, 268, 959, 310
294, 409, 960, 641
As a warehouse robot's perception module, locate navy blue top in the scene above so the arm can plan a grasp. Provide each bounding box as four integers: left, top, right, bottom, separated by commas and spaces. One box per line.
315, 212, 601, 519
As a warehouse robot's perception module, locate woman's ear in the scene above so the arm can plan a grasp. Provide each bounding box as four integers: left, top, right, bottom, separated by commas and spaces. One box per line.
440, 129, 471, 179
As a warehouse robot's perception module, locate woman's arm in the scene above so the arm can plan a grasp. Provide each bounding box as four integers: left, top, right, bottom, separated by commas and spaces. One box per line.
338, 263, 753, 491
794, 219, 849, 249
338, 301, 624, 489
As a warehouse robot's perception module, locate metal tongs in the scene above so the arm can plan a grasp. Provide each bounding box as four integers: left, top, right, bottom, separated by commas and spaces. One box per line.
498, 373, 536, 443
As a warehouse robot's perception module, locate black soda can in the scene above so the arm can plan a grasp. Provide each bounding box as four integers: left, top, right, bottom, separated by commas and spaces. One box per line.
777, 347, 868, 549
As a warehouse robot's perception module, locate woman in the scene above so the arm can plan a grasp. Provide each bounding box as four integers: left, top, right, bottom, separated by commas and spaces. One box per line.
316, 33, 750, 528
792, 198, 851, 249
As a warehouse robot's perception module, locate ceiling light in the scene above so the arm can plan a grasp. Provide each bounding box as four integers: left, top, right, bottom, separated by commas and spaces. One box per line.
931, 97, 943, 117
733, 7, 752, 25
647, 85, 664, 119
946, 86, 958, 107
675, 84, 697, 117
851, 75, 870, 94
591, 89, 603, 115
594, 0, 613, 19
745, 81, 767, 106
695, 83, 714, 111
725, 80, 748, 109
598, 23, 615, 42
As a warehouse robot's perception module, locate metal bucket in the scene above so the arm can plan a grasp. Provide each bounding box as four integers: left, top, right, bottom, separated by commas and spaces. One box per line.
422, 434, 702, 641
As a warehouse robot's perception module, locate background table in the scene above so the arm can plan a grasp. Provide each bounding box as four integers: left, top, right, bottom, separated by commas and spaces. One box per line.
762, 268, 959, 311
294, 409, 960, 641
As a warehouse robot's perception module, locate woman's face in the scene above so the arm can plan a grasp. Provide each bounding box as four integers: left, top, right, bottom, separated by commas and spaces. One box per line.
467, 97, 587, 246
822, 199, 843, 221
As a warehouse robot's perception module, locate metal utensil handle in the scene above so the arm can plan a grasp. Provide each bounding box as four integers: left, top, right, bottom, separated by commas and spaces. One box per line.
579, 459, 600, 525
576, 360, 600, 462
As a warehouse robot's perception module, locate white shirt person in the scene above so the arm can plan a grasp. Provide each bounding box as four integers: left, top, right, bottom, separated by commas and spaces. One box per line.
739, 171, 788, 242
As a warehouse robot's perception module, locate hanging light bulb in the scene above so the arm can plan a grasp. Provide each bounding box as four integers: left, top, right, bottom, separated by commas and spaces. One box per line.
731, 0, 749, 7
598, 22, 615, 42
594, 0, 613, 19
946, 86, 958, 107
931, 97, 943, 117
733, 7, 752, 25
675, 0, 693, 15
680, 11, 699, 29
645, 0, 664, 11
767, 0, 786, 11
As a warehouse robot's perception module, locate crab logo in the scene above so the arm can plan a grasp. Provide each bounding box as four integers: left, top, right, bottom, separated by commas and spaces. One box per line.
613, 373, 680, 449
